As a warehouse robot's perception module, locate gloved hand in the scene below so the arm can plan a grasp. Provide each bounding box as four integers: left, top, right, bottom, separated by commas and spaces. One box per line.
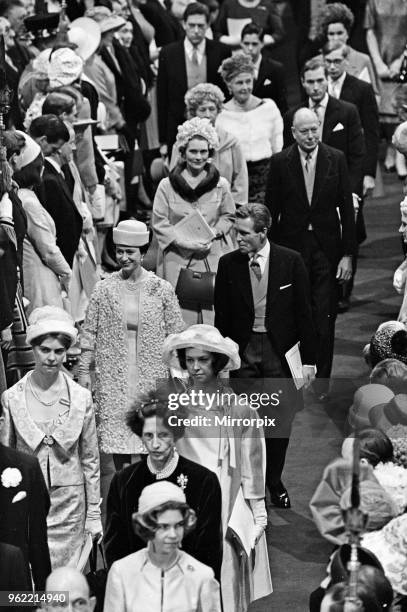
394, 266, 406, 294
0, 193, 13, 220
248, 498, 267, 546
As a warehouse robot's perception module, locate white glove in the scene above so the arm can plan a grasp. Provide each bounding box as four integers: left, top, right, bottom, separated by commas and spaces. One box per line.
248, 498, 267, 545
0, 193, 12, 219
89, 184, 106, 221
394, 266, 406, 294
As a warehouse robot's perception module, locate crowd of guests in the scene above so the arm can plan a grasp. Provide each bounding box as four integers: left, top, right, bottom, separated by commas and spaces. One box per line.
0, 0, 407, 610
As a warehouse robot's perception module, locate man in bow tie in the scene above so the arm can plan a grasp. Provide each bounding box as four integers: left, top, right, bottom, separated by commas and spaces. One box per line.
0, 407, 51, 591
214, 203, 317, 509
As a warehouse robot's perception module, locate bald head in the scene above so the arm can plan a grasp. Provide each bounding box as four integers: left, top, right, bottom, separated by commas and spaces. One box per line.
45, 568, 95, 611
291, 108, 320, 152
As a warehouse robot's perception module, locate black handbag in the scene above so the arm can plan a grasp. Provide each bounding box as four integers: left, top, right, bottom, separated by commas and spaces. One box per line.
175, 255, 215, 313
86, 542, 108, 612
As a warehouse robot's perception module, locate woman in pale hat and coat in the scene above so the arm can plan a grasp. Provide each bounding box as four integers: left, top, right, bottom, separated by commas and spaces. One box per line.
12, 131, 71, 316
104, 480, 221, 612
78, 220, 184, 498
153, 117, 236, 325
162, 324, 271, 612
1, 306, 102, 568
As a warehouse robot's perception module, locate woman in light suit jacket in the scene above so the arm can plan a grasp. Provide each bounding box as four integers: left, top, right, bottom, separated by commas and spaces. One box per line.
1, 306, 102, 569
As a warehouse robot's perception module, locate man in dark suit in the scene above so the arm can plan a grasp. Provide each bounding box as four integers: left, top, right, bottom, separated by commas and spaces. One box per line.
240, 22, 288, 115
283, 56, 365, 199
265, 108, 357, 400
323, 40, 379, 309
0, 430, 51, 590
29, 115, 83, 269
157, 2, 230, 156
215, 203, 317, 508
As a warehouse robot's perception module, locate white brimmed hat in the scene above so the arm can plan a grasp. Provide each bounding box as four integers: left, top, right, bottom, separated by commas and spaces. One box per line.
112, 219, 149, 247
137, 481, 186, 514
13, 131, 42, 170
162, 324, 241, 372
68, 18, 101, 61
26, 306, 77, 347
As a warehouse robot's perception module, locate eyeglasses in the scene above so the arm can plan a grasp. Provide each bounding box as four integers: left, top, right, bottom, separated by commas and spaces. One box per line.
45, 599, 91, 610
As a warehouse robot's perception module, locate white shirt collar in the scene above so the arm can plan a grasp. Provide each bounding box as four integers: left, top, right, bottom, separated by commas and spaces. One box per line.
298, 144, 318, 161
45, 156, 62, 174
250, 240, 270, 274
253, 54, 262, 77
328, 70, 346, 95
309, 91, 329, 109
184, 38, 206, 62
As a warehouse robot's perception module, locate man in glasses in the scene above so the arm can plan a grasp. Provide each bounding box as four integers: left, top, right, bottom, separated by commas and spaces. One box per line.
41, 567, 95, 611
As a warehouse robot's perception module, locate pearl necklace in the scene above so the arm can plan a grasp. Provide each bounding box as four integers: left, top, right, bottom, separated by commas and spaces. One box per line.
28, 372, 63, 407
147, 449, 179, 480
121, 271, 144, 292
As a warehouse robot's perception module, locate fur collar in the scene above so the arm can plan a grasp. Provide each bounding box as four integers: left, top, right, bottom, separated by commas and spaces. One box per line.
169, 163, 220, 202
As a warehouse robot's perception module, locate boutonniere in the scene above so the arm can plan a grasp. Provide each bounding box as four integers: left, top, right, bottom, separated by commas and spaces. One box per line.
1, 467, 22, 488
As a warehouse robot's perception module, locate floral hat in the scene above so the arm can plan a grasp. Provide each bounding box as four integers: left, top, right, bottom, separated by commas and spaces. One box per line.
175, 117, 219, 152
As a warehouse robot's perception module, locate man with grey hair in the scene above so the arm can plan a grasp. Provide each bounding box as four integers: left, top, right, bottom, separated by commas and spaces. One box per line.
265, 107, 356, 402
41, 567, 96, 611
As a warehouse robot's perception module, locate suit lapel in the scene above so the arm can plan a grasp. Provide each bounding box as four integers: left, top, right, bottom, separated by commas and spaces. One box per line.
266, 242, 282, 308
255, 57, 267, 87
311, 144, 330, 207
322, 96, 340, 142
45, 161, 76, 205
234, 252, 254, 311
287, 145, 309, 207
177, 42, 188, 91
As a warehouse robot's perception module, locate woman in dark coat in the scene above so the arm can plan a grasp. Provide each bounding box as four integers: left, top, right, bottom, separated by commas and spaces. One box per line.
104, 387, 223, 579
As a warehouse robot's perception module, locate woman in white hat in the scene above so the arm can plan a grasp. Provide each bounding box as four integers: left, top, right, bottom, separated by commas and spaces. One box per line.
1, 306, 102, 569
104, 481, 221, 612
153, 117, 236, 325
12, 131, 72, 316
78, 220, 184, 498
162, 324, 271, 612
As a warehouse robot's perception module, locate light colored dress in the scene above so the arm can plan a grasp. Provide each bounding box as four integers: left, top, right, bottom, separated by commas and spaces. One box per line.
153, 171, 235, 325
0, 373, 100, 569
80, 270, 185, 453
19, 187, 71, 316
364, 0, 407, 121
104, 547, 221, 612
176, 384, 272, 612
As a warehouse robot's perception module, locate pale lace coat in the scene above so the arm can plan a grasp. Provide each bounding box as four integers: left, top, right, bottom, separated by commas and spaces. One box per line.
81, 271, 185, 453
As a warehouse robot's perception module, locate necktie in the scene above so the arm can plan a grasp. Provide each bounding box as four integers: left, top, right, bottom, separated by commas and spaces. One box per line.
305, 152, 312, 173
250, 255, 262, 281
191, 48, 199, 66
312, 103, 322, 122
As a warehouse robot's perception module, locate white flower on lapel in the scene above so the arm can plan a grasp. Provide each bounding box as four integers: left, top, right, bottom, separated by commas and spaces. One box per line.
1, 467, 22, 488
12, 491, 27, 503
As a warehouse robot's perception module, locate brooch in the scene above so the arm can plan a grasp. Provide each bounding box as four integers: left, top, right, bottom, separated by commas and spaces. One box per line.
177, 473, 188, 491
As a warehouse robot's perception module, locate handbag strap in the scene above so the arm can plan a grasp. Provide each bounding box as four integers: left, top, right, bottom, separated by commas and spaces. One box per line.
89, 540, 107, 572
186, 255, 211, 272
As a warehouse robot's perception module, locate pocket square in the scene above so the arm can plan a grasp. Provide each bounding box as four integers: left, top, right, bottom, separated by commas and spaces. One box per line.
12, 491, 27, 503
263, 78, 272, 85
333, 122, 344, 132
279, 284, 292, 290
